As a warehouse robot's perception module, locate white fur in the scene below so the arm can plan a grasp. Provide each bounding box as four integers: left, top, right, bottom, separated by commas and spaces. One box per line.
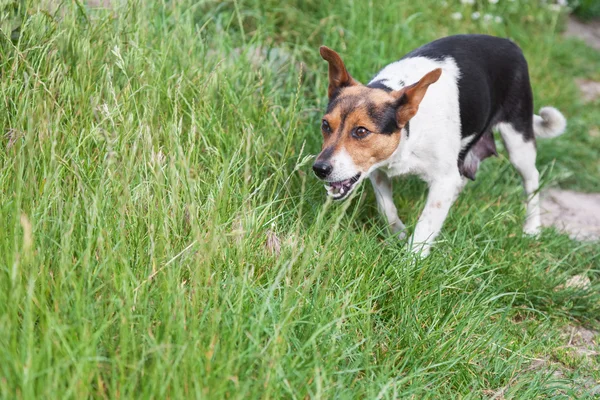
533, 107, 566, 138
370, 170, 406, 238
327, 147, 359, 182
409, 172, 464, 257
497, 122, 541, 235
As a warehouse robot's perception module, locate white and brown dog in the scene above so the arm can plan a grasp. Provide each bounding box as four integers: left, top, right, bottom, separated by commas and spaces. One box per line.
313, 34, 566, 257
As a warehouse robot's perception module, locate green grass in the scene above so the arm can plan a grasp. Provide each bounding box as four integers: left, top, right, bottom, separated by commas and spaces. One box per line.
1, 0, 600, 398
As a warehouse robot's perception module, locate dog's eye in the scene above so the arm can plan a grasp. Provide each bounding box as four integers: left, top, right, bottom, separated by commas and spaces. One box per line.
321, 120, 331, 134
353, 127, 371, 139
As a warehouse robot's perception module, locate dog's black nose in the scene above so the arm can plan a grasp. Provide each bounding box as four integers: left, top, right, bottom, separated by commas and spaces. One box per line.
312, 161, 333, 179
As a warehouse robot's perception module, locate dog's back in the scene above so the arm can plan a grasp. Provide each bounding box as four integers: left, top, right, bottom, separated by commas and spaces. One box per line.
367, 34, 562, 180
400, 35, 533, 141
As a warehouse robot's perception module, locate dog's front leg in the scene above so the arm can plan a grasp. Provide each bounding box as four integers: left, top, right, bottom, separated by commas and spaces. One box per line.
410, 173, 464, 257
370, 170, 407, 239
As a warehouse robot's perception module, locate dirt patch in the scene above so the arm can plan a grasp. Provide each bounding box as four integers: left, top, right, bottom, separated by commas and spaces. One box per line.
520, 326, 600, 397
565, 326, 598, 354
565, 274, 592, 290
541, 189, 600, 241
576, 79, 600, 103
565, 16, 600, 50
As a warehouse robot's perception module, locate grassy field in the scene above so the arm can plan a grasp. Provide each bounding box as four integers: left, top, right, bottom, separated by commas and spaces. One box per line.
1, 0, 600, 398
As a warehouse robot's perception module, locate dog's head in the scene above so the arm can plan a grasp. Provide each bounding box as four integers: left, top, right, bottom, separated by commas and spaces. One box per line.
313, 46, 442, 200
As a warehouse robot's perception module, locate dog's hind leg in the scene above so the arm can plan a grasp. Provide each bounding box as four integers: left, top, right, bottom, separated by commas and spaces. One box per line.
410, 171, 464, 257
497, 122, 541, 235
370, 170, 406, 239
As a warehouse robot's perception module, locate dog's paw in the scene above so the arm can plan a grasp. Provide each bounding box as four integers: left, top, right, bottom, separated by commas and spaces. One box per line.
391, 221, 407, 240
408, 242, 431, 258
397, 229, 408, 241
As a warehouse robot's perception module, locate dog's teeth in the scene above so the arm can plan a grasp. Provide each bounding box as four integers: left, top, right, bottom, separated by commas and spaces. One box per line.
326, 184, 339, 196
340, 187, 345, 195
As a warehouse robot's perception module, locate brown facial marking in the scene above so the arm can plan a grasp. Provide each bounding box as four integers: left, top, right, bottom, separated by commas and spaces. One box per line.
319, 86, 402, 172
344, 124, 401, 171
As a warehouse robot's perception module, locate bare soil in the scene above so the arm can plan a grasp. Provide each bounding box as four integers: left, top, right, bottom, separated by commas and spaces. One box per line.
541, 189, 600, 241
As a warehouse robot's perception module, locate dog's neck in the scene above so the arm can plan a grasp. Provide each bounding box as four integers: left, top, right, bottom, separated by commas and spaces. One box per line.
372, 127, 412, 176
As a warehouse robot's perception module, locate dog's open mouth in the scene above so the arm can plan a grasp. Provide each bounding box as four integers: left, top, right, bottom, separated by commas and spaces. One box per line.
324, 173, 361, 200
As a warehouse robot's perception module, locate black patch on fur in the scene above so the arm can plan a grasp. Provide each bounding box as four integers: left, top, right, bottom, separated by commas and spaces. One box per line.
396, 93, 408, 107
367, 80, 393, 92
395, 34, 535, 176
366, 102, 378, 122
325, 95, 343, 114
366, 102, 398, 135
377, 104, 399, 134
328, 87, 342, 103
405, 121, 410, 138
329, 80, 357, 101
377, 104, 398, 135
317, 145, 335, 162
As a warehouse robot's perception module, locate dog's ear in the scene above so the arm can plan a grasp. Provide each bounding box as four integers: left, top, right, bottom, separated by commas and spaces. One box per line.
392, 68, 442, 127
320, 46, 359, 99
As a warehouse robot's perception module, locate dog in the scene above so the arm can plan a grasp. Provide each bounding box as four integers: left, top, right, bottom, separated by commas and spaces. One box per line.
312, 34, 566, 257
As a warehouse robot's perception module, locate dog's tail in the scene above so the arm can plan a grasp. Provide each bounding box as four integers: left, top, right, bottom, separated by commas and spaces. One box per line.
533, 107, 566, 139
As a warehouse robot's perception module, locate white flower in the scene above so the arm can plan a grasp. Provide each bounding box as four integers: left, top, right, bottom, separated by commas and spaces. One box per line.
472, 11, 481, 20
557, 0, 567, 6
461, 0, 475, 4
451, 12, 463, 20
484, 13, 493, 22
489, 0, 499, 4
494, 16, 503, 23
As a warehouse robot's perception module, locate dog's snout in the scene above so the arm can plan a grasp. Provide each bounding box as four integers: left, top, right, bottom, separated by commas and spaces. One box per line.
312, 161, 333, 179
